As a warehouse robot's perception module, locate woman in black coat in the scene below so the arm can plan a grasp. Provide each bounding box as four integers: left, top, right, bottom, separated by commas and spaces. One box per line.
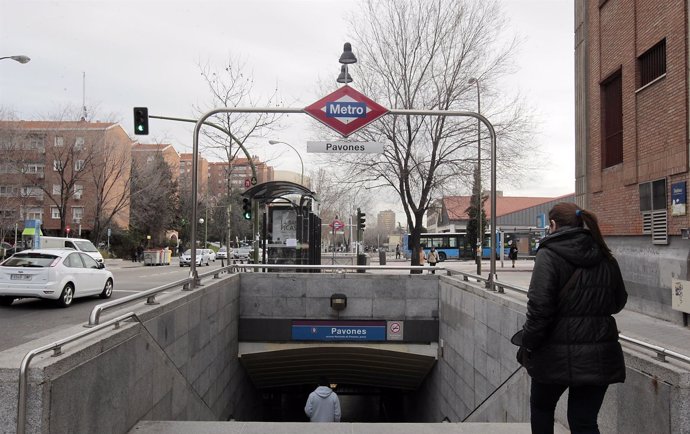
520, 202, 627, 434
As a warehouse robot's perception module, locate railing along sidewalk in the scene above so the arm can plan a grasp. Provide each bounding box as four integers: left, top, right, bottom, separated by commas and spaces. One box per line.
452, 269, 690, 367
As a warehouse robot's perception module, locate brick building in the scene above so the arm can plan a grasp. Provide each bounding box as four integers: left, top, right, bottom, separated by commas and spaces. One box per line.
131, 143, 180, 182
207, 156, 274, 198
0, 120, 133, 239
575, 0, 689, 324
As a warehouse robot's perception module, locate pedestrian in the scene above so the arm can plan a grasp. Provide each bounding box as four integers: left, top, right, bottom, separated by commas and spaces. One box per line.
304, 376, 341, 422
509, 240, 519, 268
515, 202, 627, 434
136, 244, 144, 263
178, 243, 184, 257
395, 244, 401, 259
427, 246, 439, 274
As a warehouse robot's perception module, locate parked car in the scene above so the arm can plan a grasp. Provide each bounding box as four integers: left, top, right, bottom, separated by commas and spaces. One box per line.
0, 249, 113, 307
203, 248, 216, 262
233, 244, 263, 260
179, 249, 212, 267
216, 246, 228, 260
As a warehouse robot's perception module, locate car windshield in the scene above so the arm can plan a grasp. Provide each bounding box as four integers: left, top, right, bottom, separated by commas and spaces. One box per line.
2, 253, 59, 267
74, 240, 98, 252
219, 247, 226, 252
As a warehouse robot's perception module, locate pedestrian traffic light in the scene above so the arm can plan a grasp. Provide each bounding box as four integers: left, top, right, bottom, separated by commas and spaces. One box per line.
242, 198, 251, 220
133, 107, 149, 135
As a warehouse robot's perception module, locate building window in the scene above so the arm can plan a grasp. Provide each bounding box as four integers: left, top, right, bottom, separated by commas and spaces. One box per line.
639, 39, 666, 88
53, 160, 63, 171
601, 70, 623, 168
74, 184, 83, 199
75, 160, 85, 171
51, 207, 60, 219
72, 206, 84, 222
52, 184, 61, 195
74, 137, 85, 150
21, 207, 43, 220
20, 186, 43, 199
639, 179, 668, 245
55, 136, 64, 147
0, 186, 17, 197
28, 135, 44, 150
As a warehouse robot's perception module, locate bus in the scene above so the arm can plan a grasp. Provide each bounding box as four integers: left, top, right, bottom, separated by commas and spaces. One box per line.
402, 232, 471, 261
482, 229, 546, 259
403, 228, 545, 261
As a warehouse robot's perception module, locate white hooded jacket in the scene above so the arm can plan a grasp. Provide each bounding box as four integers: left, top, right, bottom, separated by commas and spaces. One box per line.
304, 385, 341, 422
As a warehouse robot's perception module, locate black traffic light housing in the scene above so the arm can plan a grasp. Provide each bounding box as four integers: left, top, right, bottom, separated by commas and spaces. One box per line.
133, 107, 149, 135
358, 208, 366, 231
242, 198, 252, 220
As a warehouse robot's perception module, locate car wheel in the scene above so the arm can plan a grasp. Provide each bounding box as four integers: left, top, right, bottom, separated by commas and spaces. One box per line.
0, 296, 15, 306
438, 252, 447, 262
57, 284, 74, 308
180, 264, 184, 267
99, 278, 113, 299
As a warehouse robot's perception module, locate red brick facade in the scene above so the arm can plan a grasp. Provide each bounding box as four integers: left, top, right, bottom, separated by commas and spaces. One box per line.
581, 0, 688, 236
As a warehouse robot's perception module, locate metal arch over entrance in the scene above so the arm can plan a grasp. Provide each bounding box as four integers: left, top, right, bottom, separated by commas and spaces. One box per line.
242, 180, 316, 201
189, 106, 498, 290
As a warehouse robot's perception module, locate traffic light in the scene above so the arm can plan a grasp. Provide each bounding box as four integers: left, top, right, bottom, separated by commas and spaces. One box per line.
356, 207, 366, 232
242, 198, 252, 220
133, 107, 149, 135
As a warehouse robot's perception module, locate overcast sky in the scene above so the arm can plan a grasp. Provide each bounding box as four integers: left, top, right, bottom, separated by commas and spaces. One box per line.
1, 0, 574, 211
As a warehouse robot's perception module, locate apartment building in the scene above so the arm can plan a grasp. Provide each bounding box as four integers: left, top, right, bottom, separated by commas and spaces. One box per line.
575, 0, 689, 323
0, 120, 133, 238
376, 210, 396, 234
207, 156, 274, 198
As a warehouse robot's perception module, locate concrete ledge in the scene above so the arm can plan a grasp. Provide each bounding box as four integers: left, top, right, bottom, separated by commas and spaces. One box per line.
129, 421, 536, 433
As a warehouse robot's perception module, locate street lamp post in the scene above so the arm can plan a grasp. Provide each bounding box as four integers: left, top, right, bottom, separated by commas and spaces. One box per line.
199, 212, 207, 248
0, 55, 30, 64
268, 140, 304, 185
469, 77, 482, 275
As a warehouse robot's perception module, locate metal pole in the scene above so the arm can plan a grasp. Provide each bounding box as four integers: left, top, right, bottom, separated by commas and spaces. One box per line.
475, 81, 482, 276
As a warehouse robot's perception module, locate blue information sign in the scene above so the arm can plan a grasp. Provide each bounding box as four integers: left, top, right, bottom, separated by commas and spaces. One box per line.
292, 320, 386, 342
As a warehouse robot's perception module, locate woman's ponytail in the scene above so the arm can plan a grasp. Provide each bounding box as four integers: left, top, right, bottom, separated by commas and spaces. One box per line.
579, 209, 613, 260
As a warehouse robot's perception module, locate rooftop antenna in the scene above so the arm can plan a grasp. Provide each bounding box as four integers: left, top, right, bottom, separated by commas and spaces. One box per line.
81, 71, 88, 121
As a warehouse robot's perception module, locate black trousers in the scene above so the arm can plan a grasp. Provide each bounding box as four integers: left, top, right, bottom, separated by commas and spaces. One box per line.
530, 380, 608, 434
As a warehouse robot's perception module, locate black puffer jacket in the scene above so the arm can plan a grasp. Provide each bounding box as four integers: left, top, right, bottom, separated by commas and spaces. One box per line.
522, 226, 627, 385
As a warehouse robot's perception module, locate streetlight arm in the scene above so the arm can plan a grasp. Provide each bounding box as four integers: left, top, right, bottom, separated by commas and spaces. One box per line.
269, 140, 304, 185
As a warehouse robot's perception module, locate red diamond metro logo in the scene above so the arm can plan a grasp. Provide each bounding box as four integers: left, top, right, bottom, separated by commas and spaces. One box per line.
304, 86, 389, 138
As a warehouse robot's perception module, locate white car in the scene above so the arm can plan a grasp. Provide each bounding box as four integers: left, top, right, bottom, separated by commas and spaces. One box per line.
179, 249, 212, 267
203, 248, 216, 262
0, 249, 114, 308
216, 246, 228, 260
232, 245, 263, 260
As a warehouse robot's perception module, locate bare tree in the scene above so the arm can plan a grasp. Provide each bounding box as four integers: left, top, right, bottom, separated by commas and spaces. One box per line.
194, 55, 287, 243
88, 127, 134, 244
130, 150, 178, 246
327, 0, 536, 265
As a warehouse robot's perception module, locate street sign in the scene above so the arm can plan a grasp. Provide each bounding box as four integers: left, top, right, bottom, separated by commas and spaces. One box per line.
304, 86, 388, 138
329, 219, 345, 231
306, 141, 384, 153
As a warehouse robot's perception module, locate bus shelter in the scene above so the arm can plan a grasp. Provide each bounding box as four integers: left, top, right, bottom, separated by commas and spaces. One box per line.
242, 181, 321, 267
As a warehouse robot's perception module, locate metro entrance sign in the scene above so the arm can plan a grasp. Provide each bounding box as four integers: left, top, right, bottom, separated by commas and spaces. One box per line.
329, 219, 345, 231
304, 86, 388, 137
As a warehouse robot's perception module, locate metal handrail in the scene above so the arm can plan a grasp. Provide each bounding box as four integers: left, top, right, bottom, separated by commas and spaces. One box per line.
17, 312, 138, 434
223, 263, 445, 272
453, 269, 690, 366
87, 266, 223, 326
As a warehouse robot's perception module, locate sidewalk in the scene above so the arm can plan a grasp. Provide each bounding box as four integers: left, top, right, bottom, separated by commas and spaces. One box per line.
454, 259, 690, 362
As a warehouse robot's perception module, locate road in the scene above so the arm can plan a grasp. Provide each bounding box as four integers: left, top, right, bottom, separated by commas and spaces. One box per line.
0, 259, 224, 352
